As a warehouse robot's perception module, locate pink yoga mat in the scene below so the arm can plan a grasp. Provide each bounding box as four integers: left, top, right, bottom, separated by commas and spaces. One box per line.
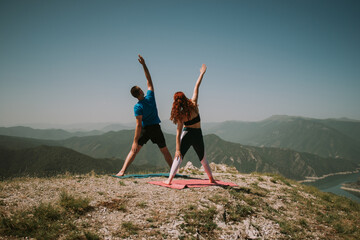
148, 179, 238, 189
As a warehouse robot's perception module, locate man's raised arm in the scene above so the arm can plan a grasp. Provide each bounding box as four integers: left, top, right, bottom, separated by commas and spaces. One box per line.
138, 54, 154, 91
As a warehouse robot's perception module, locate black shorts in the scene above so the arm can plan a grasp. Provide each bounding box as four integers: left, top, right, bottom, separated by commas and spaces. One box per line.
138, 124, 166, 148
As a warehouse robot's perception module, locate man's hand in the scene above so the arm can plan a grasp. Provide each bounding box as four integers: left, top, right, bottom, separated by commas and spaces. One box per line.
138, 54, 145, 65
200, 64, 207, 75
138, 54, 154, 91
131, 142, 139, 154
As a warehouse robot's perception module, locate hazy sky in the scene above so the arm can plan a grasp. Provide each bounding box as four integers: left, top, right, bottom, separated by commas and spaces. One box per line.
1, 0, 359, 127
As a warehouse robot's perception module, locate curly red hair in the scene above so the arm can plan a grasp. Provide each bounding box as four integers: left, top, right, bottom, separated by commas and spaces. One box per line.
170, 92, 197, 124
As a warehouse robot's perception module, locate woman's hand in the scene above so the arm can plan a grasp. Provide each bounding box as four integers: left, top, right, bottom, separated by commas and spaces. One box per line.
200, 64, 207, 75
138, 54, 145, 65
175, 150, 182, 159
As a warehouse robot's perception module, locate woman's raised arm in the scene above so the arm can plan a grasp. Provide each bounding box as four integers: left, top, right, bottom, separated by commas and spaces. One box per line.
192, 64, 207, 104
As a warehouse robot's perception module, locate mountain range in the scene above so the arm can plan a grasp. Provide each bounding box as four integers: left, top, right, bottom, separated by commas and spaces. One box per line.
0, 132, 358, 180
3, 115, 360, 162
0, 126, 104, 140
1, 115, 359, 180
202, 115, 360, 163
55, 131, 357, 180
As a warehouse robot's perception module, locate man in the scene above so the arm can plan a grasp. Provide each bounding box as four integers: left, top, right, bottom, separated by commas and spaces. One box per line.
116, 55, 173, 176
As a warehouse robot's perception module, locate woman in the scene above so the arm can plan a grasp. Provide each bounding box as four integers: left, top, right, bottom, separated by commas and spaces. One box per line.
164, 64, 216, 185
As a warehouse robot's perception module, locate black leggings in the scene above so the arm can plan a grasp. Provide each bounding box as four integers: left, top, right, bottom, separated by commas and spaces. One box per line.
180, 128, 205, 161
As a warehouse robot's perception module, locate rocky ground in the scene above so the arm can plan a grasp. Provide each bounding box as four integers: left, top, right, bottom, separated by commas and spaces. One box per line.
1, 163, 359, 240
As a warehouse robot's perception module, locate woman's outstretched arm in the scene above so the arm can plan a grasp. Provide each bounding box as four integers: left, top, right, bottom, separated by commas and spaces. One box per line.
192, 64, 207, 104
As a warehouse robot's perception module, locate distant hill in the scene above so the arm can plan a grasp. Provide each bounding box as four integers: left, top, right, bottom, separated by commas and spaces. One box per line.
59, 130, 176, 168
202, 115, 360, 163
312, 118, 360, 143
101, 123, 134, 132
0, 135, 58, 150
203, 134, 358, 180
0, 145, 119, 178
20, 122, 117, 131
0, 144, 165, 179
0, 126, 103, 140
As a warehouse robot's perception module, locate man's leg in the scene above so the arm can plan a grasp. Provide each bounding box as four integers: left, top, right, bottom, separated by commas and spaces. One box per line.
159, 146, 173, 167
116, 145, 143, 176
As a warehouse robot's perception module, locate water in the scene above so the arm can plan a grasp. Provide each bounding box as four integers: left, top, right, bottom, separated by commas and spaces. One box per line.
303, 171, 360, 203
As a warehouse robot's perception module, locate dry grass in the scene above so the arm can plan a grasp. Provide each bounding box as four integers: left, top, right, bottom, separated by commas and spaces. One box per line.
0, 167, 359, 239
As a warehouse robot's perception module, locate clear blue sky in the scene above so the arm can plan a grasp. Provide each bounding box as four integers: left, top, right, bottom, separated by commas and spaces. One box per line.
1, 0, 359, 127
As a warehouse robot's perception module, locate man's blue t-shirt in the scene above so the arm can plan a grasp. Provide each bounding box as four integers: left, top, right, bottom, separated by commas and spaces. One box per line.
134, 90, 161, 127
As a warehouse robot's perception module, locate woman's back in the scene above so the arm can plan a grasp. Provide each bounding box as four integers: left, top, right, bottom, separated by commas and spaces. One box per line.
183, 107, 200, 128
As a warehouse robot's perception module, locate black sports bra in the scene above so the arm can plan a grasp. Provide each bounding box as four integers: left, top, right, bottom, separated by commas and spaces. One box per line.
184, 114, 200, 126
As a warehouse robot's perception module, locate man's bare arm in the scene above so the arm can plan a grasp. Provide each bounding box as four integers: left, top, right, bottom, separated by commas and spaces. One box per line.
138, 55, 154, 91
132, 115, 142, 153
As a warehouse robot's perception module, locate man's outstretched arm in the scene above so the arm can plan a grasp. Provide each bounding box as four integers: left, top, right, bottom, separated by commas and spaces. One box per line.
132, 115, 142, 153
138, 54, 154, 92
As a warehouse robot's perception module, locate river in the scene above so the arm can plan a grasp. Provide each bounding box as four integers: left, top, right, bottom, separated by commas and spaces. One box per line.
302, 171, 360, 203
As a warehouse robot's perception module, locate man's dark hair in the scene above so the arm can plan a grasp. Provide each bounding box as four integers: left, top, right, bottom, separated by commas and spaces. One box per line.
130, 86, 141, 98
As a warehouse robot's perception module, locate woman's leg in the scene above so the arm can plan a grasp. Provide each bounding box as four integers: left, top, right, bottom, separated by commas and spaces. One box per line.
200, 156, 216, 183
164, 155, 182, 185
164, 129, 191, 184
192, 130, 216, 183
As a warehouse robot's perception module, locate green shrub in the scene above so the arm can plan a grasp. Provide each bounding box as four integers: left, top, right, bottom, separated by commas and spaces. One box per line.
97, 198, 127, 212
208, 194, 228, 204
136, 201, 147, 208
278, 220, 302, 236
59, 190, 92, 214
180, 205, 217, 238
227, 203, 254, 221
84, 231, 101, 240
0, 203, 64, 239
122, 221, 140, 235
